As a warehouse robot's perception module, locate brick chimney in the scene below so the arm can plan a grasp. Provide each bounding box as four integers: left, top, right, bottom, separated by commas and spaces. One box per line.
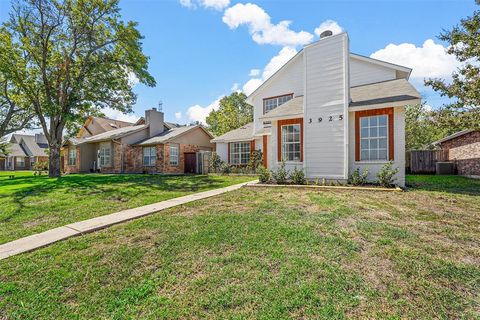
145, 107, 164, 137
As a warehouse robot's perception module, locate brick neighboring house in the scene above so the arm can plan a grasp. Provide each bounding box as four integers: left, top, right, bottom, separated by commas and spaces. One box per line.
62, 108, 214, 174
434, 129, 480, 177
0, 134, 49, 171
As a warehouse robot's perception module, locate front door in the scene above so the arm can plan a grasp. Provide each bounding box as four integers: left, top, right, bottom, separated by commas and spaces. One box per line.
184, 153, 196, 174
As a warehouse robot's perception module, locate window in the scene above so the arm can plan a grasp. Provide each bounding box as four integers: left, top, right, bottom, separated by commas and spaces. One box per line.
98, 142, 111, 167
229, 142, 250, 165
281, 124, 301, 162
143, 146, 156, 166
16, 157, 25, 167
169, 145, 179, 166
360, 115, 388, 161
263, 94, 293, 114
68, 148, 77, 166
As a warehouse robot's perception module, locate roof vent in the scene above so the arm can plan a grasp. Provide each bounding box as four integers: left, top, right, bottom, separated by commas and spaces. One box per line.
319, 30, 333, 38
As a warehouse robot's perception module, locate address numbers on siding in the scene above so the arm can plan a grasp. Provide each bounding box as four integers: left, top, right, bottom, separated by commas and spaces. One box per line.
308, 114, 343, 124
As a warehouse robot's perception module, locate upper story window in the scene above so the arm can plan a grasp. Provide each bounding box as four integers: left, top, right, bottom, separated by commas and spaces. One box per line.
229, 142, 250, 165
68, 147, 77, 166
263, 94, 293, 114
143, 146, 156, 166
169, 144, 179, 166
360, 115, 388, 161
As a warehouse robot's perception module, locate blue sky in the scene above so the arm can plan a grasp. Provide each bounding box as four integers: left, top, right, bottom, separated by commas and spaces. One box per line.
0, 0, 477, 124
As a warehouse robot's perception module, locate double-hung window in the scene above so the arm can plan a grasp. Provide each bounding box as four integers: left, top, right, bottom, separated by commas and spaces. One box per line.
16, 157, 25, 167
281, 124, 301, 162
143, 146, 156, 166
360, 115, 388, 161
68, 148, 77, 166
229, 142, 250, 165
263, 94, 293, 114
169, 145, 179, 166
98, 142, 112, 167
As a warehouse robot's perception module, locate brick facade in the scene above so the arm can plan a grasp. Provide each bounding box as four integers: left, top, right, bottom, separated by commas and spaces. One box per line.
63, 146, 81, 174
439, 131, 480, 176
124, 144, 165, 173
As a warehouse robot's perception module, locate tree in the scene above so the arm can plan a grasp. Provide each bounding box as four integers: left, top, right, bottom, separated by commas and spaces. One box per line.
425, 2, 480, 129
1, 0, 155, 177
405, 104, 437, 150
206, 92, 253, 136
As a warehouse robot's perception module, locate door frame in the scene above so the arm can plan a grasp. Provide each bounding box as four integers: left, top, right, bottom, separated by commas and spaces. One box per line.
184, 152, 197, 174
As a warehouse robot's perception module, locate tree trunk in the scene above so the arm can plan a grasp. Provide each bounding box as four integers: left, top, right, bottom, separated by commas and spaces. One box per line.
48, 139, 62, 178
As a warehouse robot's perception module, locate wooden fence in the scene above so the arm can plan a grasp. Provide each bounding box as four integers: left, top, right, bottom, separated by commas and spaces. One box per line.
408, 150, 449, 174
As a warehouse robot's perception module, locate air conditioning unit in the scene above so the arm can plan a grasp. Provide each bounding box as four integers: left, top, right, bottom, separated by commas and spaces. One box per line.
436, 162, 455, 175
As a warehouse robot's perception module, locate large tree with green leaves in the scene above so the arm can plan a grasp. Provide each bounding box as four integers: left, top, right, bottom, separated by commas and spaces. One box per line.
1, 0, 155, 177
425, 2, 480, 129
206, 92, 253, 137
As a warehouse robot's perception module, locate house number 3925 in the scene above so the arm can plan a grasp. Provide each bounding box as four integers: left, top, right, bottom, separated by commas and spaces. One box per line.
308, 114, 343, 124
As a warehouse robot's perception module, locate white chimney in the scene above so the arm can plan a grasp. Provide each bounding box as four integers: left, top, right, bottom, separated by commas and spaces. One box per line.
145, 107, 164, 137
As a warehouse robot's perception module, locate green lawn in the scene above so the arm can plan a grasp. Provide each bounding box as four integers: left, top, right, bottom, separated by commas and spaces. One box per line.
0, 171, 255, 244
0, 175, 479, 319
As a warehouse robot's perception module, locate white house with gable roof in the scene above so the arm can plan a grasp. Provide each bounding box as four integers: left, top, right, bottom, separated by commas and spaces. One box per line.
212, 32, 421, 187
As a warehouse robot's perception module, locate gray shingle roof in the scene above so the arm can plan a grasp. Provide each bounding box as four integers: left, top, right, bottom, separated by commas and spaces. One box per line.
211, 122, 254, 143
82, 124, 147, 143
135, 125, 210, 146
259, 96, 303, 120
350, 79, 421, 108
19, 136, 48, 157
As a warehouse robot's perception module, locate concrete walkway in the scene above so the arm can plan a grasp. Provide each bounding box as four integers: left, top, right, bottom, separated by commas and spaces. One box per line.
0, 181, 254, 261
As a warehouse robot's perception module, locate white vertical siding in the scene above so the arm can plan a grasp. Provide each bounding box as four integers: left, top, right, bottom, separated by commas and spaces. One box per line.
215, 142, 228, 163
350, 57, 396, 87
348, 106, 406, 187
304, 33, 349, 179
251, 55, 304, 134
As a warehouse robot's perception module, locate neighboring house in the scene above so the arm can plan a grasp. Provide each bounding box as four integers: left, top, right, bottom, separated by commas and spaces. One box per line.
63, 108, 214, 174
0, 134, 49, 171
434, 129, 480, 176
212, 32, 421, 187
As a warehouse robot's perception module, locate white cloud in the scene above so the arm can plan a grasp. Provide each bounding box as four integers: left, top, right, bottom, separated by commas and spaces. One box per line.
186, 97, 222, 123
314, 20, 343, 37
179, 0, 229, 10
370, 39, 460, 79
231, 83, 241, 92
102, 107, 140, 123
249, 69, 260, 77
128, 72, 139, 87
242, 46, 298, 95
223, 3, 313, 46
175, 112, 182, 120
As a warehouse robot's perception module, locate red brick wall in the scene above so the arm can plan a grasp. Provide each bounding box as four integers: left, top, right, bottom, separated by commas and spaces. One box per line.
163, 144, 200, 173
440, 131, 480, 176
100, 143, 122, 173
124, 144, 165, 173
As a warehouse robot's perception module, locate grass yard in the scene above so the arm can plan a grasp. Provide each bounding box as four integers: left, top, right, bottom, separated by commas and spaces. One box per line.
0, 175, 479, 319
0, 171, 255, 244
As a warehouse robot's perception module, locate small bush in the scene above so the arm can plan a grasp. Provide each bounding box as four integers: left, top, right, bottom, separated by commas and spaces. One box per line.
247, 150, 263, 173
220, 163, 232, 175
272, 161, 289, 185
289, 166, 306, 185
377, 161, 399, 187
349, 167, 369, 186
33, 161, 48, 176
257, 166, 271, 183
209, 152, 223, 173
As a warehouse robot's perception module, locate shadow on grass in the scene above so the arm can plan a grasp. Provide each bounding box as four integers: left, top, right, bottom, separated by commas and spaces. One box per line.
406, 174, 480, 196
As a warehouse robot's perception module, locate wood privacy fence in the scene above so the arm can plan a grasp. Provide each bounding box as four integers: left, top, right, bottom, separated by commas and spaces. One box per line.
408, 150, 449, 174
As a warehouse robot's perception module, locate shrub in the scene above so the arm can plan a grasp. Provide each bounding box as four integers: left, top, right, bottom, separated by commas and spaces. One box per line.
33, 161, 48, 176
247, 150, 263, 173
257, 166, 271, 183
209, 152, 223, 173
220, 163, 232, 175
289, 166, 306, 185
272, 161, 289, 185
349, 167, 369, 186
377, 161, 399, 187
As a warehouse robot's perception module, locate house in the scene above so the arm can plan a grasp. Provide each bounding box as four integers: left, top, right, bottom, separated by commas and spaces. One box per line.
433, 129, 480, 177
0, 133, 49, 171
63, 108, 214, 174
212, 32, 421, 187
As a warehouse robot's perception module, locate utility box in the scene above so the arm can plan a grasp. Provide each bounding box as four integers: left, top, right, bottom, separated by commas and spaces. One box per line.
436, 162, 455, 175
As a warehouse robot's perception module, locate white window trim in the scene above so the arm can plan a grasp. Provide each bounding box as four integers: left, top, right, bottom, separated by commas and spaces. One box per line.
169, 144, 179, 166
263, 94, 293, 114
281, 124, 301, 163
229, 142, 250, 165
98, 143, 112, 167
359, 115, 389, 162
143, 146, 156, 167
68, 148, 77, 166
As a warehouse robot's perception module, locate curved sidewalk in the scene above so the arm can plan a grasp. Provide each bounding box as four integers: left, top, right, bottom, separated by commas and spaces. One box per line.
0, 181, 254, 261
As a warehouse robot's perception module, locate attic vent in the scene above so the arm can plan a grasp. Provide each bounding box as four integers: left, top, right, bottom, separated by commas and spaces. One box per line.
319, 30, 333, 38
109, 123, 118, 128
